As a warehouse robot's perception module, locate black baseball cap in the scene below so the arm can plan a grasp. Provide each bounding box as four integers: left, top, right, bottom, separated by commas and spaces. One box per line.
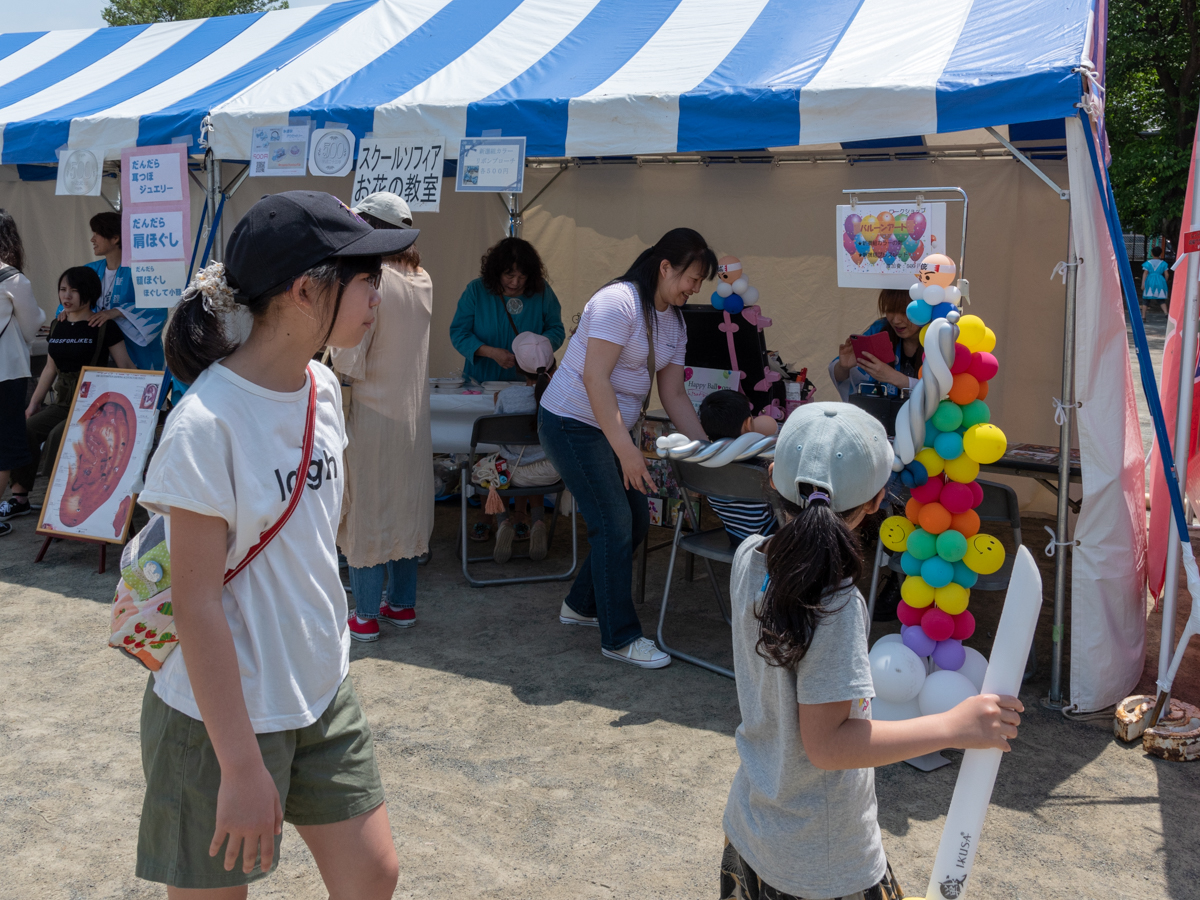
224, 191, 420, 302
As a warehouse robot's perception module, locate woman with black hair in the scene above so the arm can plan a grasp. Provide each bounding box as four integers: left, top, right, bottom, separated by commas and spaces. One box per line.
538, 228, 715, 669
0, 210, 45, 536
449, 237, 564, 385
829, 289, 923, 401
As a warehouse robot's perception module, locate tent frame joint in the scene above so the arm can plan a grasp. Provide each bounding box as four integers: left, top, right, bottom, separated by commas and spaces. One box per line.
985, 127, 1069, 200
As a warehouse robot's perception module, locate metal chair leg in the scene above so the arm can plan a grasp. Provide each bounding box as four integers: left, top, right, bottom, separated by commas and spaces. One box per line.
866, 538, 886, 622
655, 515, 734, 679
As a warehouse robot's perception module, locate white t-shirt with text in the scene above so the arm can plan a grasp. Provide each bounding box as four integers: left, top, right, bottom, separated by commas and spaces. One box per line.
139, 362, 350, 733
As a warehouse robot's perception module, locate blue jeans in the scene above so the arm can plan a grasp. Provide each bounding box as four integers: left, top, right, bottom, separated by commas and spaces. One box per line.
538, 407, 648, 652
348, 557, 418, 619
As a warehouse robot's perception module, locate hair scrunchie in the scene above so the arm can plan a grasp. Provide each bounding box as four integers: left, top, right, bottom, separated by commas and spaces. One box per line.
189, 262, 238, 315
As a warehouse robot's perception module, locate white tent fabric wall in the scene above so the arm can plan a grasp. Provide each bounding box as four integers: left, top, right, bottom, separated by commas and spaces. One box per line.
1064, 116, 1148, 712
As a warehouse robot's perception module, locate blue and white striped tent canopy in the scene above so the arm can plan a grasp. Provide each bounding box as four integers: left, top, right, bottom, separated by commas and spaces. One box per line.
0, 0, 1097, 166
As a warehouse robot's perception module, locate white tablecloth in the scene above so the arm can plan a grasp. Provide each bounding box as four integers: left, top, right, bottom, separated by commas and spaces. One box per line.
430, 391, 498, 454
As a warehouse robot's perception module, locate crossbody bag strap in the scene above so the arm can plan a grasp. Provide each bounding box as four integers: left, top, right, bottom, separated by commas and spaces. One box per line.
223, 364, 318, 584
502, 299, 520, 336
0, 265, 18, 341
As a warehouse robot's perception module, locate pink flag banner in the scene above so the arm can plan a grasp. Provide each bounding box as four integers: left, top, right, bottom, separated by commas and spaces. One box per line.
120, 143, 191, 309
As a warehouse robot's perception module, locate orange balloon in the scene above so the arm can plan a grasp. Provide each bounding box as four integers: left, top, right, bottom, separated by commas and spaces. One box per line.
906, 497, 924, 525
918, 501, 952, 535
977, 379, 989, 400
949, 372, 980, 405
951, 508, 980, 538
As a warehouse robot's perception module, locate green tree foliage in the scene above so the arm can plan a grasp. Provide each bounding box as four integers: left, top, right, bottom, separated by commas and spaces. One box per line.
102, 0, 288, 27
1107, 0, 1199, 237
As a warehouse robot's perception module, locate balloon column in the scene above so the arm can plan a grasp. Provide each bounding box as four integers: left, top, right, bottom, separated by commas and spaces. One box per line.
711, 255, 759, 314
868, 634, 989, 725
877, 255, 1007, 680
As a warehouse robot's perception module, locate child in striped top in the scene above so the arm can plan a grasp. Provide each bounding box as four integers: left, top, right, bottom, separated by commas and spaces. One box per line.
697, 390, 778, 544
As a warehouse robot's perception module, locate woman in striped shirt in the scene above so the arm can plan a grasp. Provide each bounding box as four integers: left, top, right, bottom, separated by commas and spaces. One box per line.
539, 229, 715, 670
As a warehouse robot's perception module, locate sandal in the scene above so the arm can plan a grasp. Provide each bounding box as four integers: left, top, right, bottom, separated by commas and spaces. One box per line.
513, 521, 531, 542
469, 522, 493, 542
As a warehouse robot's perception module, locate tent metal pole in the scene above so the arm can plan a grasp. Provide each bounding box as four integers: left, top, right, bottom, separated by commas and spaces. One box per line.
1158, 195, 1200, 683
204, 150, 220, 263
1048, 215, 1078, 706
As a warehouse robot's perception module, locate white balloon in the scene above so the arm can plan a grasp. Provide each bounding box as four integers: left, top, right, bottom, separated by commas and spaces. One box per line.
918, 670, 979, 717
909, 282, 924, 301
892, 395, 914, 468
922, 284, 946, 306
716, 281, 734, 298
944, 285, 961, 306
958, 647, 989, 692
872, 633, 906, 648
732, 277, 749, 294
872, 696, 922, 721
743, 286, 760, 304
869, 642, 927, 703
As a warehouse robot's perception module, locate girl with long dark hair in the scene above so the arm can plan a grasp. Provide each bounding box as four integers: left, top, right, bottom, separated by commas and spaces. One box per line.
538, 228, 716, 668
720, 402, 1023, 900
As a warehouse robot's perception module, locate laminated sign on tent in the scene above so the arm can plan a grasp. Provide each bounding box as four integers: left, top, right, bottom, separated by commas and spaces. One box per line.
0, 0, 1155, 714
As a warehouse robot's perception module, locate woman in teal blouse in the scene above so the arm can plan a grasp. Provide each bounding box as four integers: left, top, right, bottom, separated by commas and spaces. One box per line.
450, 238, 564, 384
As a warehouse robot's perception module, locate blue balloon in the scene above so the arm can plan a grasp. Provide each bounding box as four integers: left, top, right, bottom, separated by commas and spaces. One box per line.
900, 551, 924, 577
905, 460, 928, 487
710, 291, 725, 310
900, 468, 916, 488
924, 426, 942, 450
931, 301, 955, 320
724, 293, 745, 314
855, 235, 871, 255
906, 299, 932, 325
933, 430, 964, 461
883, 252, 897, 267
921, 555, 955, 589
952, 560, 979, 588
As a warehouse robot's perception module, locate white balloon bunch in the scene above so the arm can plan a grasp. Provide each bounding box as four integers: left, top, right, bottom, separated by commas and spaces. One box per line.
868, 635, 988, 723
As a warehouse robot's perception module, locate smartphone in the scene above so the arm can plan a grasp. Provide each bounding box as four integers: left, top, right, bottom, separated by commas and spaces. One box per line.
851, 332, 895, 365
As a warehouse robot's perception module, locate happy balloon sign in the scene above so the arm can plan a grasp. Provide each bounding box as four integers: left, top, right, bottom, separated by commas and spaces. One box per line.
836, 202, 947, 289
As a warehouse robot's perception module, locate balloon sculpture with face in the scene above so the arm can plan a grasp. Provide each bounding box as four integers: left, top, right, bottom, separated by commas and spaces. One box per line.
877, 259, 1007, 694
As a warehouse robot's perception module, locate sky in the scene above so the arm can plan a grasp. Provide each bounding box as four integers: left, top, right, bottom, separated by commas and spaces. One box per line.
6, 0, 329, 33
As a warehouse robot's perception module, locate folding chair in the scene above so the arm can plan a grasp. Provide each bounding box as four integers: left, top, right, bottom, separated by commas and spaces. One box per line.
656, 459, 774, 679
459, 413, 578, 588
867, 478, 1034, 678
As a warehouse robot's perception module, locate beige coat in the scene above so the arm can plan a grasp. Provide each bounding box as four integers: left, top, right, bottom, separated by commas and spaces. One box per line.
332, 264, 434, 567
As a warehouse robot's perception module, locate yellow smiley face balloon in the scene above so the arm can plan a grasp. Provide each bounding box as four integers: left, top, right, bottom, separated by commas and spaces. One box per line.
901, 575, 935, 608
962, 534, 1006, 575
880, 516, 916, 552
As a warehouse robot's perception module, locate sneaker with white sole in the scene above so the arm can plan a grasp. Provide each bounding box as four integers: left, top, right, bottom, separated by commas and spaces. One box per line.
0, 498, 32, 520
559, 601, 598, 627
529, 520, 548, 561
602, 636, 671, 669
379, 604, 416, 628
494, 520, 515, 563
347, 614, 380, 642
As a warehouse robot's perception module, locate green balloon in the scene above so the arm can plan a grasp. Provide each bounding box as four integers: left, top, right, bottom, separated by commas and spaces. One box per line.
936, 529, 968, 562
907, 528, 938, 560
931, 399, 964, 433
960, 399, 991, 430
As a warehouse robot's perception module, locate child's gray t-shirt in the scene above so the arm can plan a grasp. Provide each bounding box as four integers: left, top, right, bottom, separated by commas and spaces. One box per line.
494, 384, 545, 464
722, 534, 886, 898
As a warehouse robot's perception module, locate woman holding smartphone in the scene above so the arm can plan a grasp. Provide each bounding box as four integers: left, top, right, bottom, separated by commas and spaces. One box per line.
829, 289, 923, 401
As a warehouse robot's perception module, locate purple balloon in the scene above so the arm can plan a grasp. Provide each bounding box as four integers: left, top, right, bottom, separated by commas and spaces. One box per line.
932, 638, 966, 671
844, 213, 862, 236
887, 235, 902, 256
908, 211, 927, 241
902, 624, 937, 657
843, 232, 858, 255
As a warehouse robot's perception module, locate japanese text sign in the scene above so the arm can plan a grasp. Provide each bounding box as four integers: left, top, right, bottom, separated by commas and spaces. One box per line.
355, 138, 444, 212
456, 137, 525, 193
251, 125, 310, 177
121, 144, 191, 309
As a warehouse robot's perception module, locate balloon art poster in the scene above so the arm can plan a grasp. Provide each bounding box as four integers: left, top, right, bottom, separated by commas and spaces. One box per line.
836, 202, 948, 289
37, 367, 163, 544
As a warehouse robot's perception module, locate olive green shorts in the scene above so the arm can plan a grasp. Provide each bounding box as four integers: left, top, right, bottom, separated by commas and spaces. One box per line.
136, 675, 385, 889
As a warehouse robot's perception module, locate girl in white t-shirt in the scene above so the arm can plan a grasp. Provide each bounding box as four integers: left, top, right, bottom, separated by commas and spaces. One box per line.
136, 191, 418, 896
721, 403, 1023, 900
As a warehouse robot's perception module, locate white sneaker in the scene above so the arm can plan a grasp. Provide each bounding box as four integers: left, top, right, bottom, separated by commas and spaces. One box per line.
494, 520, 515, 564
602, 636, 671, 669
559, 601, 598, 627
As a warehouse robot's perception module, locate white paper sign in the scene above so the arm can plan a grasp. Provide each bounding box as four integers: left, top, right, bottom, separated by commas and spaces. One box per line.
126, 152, 184, 202
250, 125, 309, 177
308, 127, 355, 178
55, 148, 102, 196
354, 138, 444, 212
131, 260, 187, 307
456, 137, 525, 193
683, 365, 741, 412
835, 202, 949, 288
129, 211, 185, 260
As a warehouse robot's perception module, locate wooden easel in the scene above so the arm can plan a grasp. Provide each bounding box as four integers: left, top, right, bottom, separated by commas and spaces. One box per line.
34, 532, 109, 574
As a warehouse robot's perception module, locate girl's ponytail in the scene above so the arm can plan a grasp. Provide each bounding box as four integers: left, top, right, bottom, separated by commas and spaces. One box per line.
756, 484, 866, 670
164, 263, 243, 385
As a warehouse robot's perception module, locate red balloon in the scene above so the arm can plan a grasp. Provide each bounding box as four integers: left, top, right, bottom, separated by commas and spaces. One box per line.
872, 236, 888, 258
921, 606, 955, 642
910, 473, 944, 505
843, 232, 857, 255
968, 481, 984, 508
940, 481, 973, 515
951, 609, 976, 641
950, 343, 972, 375
897, 601, 924, 627
968, 351, 999, 382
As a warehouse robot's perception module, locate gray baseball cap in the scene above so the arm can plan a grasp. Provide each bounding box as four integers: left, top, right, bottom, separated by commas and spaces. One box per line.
352, 191, 413, 227
772, 402, 893, 512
